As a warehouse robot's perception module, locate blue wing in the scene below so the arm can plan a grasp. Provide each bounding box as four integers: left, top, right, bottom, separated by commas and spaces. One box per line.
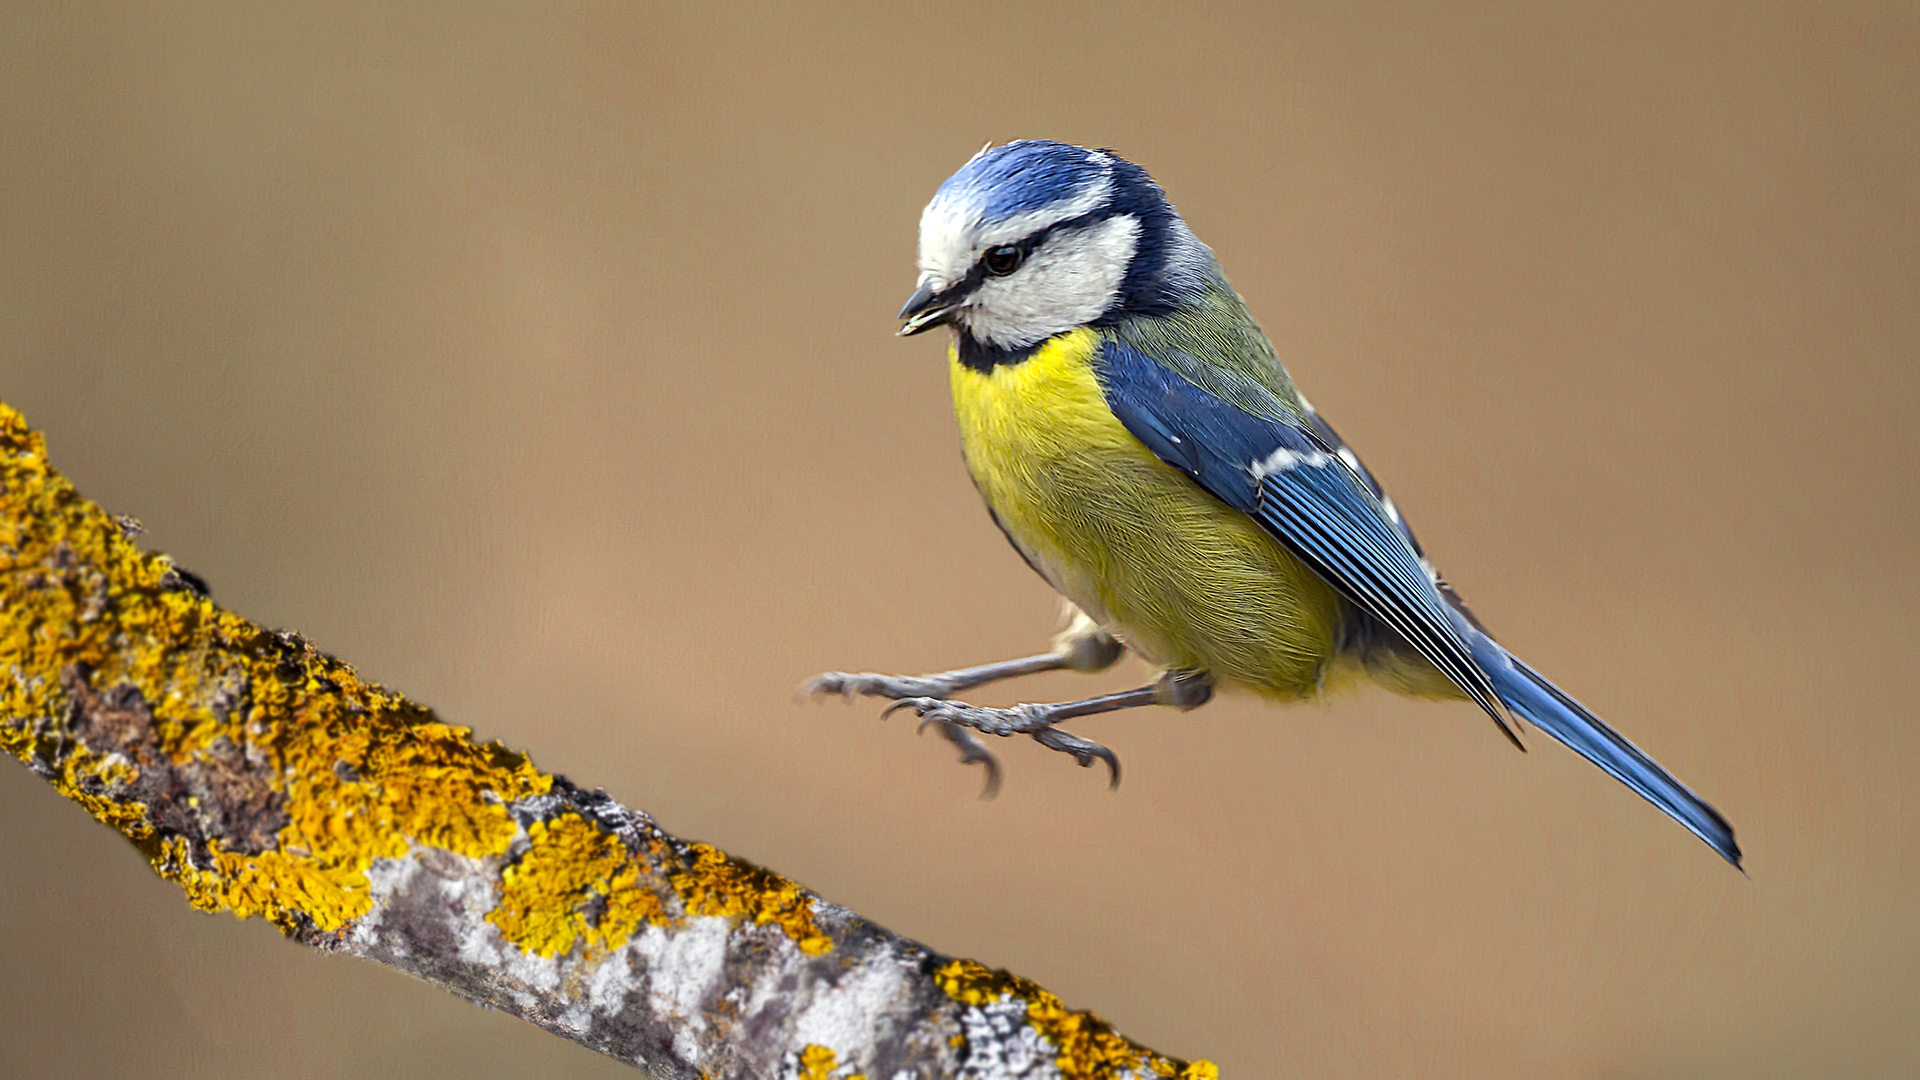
1091, 339, 1519, 747
1297, 408, 1488, 633
1092, 337, 1743, 867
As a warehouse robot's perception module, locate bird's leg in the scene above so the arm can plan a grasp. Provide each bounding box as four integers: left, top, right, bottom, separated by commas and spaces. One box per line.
803, 612, 1122, 702
804, 609, 1127, 792
884, 670, 1214, 790
804, 651, 1077, 702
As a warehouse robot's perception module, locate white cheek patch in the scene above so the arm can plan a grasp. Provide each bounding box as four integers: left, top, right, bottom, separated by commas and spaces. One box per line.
959, 214, 1141, 349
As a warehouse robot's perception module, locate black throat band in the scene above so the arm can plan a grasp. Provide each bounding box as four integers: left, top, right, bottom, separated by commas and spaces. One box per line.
955, 331, 1043, 372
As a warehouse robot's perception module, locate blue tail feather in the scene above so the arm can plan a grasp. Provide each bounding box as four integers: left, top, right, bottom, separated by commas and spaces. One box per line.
1470, 635, 1743, 868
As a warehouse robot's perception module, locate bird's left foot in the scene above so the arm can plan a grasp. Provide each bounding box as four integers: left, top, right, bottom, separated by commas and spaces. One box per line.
883, 697, 1122, 788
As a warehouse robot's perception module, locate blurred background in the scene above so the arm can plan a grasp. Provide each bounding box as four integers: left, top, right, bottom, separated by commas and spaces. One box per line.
2, 3, 1915, 1077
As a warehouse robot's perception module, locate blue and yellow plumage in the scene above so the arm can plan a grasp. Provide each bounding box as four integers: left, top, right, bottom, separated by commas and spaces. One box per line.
810, 140, 1741, 868
950, 327, 1351, 698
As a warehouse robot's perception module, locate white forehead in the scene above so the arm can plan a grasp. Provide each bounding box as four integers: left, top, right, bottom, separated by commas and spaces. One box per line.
915, 154, 1116, 290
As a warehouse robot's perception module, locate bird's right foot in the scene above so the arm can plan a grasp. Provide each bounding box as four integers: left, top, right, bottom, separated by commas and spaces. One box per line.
881, 696, 1123, 789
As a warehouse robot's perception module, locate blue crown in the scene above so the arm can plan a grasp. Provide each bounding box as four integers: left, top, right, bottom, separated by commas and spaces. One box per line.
933, 140, 1110, 226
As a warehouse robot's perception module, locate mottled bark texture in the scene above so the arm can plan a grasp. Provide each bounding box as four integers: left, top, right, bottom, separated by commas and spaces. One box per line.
0, 403, 1218, 1080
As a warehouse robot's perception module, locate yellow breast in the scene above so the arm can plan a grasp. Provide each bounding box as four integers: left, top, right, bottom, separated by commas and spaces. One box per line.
948, 328, 1346, 697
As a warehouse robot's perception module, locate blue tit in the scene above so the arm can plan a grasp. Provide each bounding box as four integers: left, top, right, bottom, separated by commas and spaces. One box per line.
809, 140, 1740, 868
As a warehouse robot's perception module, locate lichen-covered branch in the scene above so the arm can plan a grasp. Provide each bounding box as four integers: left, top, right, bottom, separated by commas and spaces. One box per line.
0, 403, 1218, 1080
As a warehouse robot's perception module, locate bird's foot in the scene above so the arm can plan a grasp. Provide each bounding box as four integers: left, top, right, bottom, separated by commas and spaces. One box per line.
883, 697, 1121, 789
802, 670, 973, 701
925, 721, 1004, 798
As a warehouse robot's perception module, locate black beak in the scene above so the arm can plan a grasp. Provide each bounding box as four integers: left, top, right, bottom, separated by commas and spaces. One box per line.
896, 284, 956, 337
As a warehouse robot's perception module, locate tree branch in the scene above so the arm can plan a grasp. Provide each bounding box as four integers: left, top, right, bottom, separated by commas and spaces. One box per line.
0, 402, 1218, 1080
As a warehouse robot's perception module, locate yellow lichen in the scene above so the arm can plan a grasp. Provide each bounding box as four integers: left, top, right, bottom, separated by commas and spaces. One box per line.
671, 842, 833, 956
1, 402, 1221, 1073
1024, 986, 1166, 1080
487, 813, 668, 957
934, 960, 1220, 1080
0, 403, 549, 934
156, 835, 384, 928
53, 746, 152, 839
0, 401, 820, 953
795, 1044, 866, 1080
160, 676, 552, 930
934, 957, 1010, 1007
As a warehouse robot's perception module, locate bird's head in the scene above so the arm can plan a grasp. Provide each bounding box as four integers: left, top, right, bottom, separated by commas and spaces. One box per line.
897, 140, 1212, 356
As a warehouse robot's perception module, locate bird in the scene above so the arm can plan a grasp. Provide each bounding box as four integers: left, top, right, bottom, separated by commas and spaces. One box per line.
807, 139, 1741, 868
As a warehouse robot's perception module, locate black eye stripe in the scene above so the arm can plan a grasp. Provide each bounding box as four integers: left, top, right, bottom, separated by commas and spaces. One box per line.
991, 209, 1103, 266
931, 208, 1113, 307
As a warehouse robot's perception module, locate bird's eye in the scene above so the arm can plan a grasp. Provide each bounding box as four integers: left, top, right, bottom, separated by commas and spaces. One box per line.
983, 245, 1025, 276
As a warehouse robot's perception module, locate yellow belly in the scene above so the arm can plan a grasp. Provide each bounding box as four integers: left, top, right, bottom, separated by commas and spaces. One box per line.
949, 328, 1345, 698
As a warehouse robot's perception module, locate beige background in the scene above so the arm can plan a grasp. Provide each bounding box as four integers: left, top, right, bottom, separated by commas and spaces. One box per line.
2, 3, 1916, 1077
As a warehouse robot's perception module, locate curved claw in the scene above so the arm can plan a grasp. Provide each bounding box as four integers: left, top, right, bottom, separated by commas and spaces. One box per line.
892, 703, 1005, 797
1031, 726, 1122, 790
973, 757, 1004, 799
882, 696, 941, 721
872, 695, 1116, 792
799, 672, 863, 702
936, 724, 1004, 800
